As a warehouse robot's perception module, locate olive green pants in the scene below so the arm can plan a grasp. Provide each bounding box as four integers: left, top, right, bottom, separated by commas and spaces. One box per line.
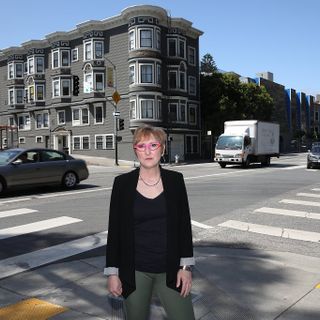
124, 271, 195, 320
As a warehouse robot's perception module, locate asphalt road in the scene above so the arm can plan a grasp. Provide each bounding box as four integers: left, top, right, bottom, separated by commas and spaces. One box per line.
0, 152, 319, 274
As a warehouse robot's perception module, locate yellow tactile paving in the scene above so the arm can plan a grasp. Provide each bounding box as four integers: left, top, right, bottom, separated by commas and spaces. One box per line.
316, 283, 320, 289
0, 298, 68, 320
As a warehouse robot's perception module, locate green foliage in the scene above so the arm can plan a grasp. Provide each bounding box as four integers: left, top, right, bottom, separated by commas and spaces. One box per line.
201, 53, 217, 73
200, 55, 275, 138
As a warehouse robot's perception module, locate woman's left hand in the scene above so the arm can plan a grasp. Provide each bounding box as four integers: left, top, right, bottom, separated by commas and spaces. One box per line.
176, 269, 192, 297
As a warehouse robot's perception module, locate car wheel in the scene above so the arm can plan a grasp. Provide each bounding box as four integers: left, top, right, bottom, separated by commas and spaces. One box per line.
0, 178, 6, 195
62, 172, 78, 188
219, 162, 227, 168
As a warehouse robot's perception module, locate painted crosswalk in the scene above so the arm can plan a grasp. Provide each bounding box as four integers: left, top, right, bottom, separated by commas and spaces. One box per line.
217, 188, 320, 244
0, 208, 38, 219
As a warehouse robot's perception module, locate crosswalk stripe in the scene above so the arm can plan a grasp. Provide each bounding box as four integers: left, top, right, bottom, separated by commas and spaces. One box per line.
0, 208, 38, 219
0, 216, 82, 240
254, 207, 320, 220
191, 220, 212, 229
297, 192, 320, 198
281, 165, 306, 170
311, 188, 320, 192
0, 230, 108, 279
218, 220, 320, 243
280, 199, 320, 207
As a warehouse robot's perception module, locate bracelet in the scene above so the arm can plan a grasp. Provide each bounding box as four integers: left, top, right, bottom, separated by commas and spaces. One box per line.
180, 265, 193, 272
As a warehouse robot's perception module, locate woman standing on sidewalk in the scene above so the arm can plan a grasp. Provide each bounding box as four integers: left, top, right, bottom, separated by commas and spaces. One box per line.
105, 125, 195, 320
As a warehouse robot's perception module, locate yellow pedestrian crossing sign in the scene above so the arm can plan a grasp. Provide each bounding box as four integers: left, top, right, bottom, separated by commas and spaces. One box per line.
112, 91, 121, 104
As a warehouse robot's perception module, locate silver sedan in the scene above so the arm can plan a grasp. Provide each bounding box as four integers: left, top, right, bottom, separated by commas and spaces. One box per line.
0, 148, 89, 194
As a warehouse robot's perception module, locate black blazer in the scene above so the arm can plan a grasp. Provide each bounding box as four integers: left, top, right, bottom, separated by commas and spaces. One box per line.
105, 166, 194, 298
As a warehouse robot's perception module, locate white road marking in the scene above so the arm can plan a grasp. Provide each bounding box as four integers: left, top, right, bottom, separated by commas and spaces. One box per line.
297, 192, 320, 198
184, 170, 245, 180
0, 230, 108, 279
280, 199, 320, 207
218, 220, 320, 243
0, 198, 32, 205
254, 207, 320, 220
191, 220, 212, 229
0, 216, 82, 240
311, 188, 320, 192
0, 208, 38, 219
281, 165, 306, 170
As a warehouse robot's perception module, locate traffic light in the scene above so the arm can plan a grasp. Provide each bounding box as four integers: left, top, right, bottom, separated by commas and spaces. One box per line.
117, 118, 124, 131
73, 75, 79, 96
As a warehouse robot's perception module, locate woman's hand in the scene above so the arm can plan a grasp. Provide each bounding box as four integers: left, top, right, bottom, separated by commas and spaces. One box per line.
107, 275, 123, 297
176, 269, 192, 297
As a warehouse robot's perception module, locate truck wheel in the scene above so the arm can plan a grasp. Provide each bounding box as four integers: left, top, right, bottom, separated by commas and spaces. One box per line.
261, 157, 271, 167
242, 158, 250, 168
219, 162, 227, 168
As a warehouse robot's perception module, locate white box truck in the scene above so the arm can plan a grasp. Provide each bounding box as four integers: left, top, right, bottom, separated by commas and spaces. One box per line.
214, 120, 280, 168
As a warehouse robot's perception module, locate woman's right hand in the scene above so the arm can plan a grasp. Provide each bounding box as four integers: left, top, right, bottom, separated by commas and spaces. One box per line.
107, 275, 123, 297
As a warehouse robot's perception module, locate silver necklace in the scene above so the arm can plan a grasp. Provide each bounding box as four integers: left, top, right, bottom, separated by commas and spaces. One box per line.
139, 175, 161, 187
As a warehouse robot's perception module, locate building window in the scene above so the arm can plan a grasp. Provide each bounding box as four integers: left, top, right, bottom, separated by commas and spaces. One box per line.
73, 135, 90, 150
188, 76, 196, 95
129, 30, 135, 50
52, 79, 60, 97
140, 29, 152, 48
94, 106, 103, 124
178, 39, 186, 59
36, 57, 44, 73
57, 110, 65, 124
83, 40, 104, 61
72, 107, 89, 126
36, 136, 43, 143
36, 85, 45, 101
168, 71, 177, 89
186, 135, 199, 154
169, 103, 178, 122
169, 101, 187, 123
189, 105, 197, 125
156, 64, 161, 84
94, 73, 104, 91
156, 29, 161, 50
8, 89, 14, 105
72, 48, 78, 62
168, 39, 176, 56
35, 112, 49, 129
19, 137, 26, 144
157, 100, 162, 120
61, 79, 71, 96
15, 63, 23, 78
28, 57, 34, 74
130, 100, 136, 119
18, 114, 30, 130
94, 41, 104, 59
29, 85, 35, 102
8, 63, 14, 79
16, 88, 24, 104
61, 50, 70, 67
179, 63, 186, 90
140, 64, 153, 83
188, 47, 196, 66
129, 65, 135, 84
52, 50, 59, 69
95, 134, 114, 149
141, 100, 154, 119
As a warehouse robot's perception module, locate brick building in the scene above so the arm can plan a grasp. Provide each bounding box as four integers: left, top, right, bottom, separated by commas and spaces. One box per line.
0, 5, 203, 162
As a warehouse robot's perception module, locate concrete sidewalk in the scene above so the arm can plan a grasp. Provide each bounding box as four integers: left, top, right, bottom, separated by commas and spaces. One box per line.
0, 246, 319, 320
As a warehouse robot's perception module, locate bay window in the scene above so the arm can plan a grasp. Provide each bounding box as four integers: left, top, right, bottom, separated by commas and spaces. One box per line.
140, 64, 153, 83
72, 107, 89, 126
141, 100, 154, 119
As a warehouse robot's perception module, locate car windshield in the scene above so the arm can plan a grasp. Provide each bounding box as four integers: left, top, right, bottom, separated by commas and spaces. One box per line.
216, 136, 243, 150
0, 150, 21, 165
311, 146, 320, 153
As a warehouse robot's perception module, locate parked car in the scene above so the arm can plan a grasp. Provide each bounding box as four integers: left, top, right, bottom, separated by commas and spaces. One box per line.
0, 148, 89, 194
307, 143, 320, 169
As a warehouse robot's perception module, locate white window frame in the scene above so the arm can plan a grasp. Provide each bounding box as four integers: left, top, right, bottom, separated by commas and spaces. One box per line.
36, 136, 44, 143
156, 64, 161, 84
52, 50, 59, 69
72, 107, 89, 126
95, 134, 114, 150
169, 101, 187, 123
8, 88, 14, 105
35, 112, 49, 129
167, 37, 186, 58
61, 50, 70, 67
72, 48, 79, 62
83, 39, 104, 61
140, 64, 153, 84
129, 64, 135, 84
156, 29, 161, 50
129, 30, 135, 50
73, 135, 90, 150
35, 56, 45, 73
57, 110, 66, 125
36, 84, 45, 101
8, 63, 14, 79
94, 41, 104, 60
61, 79, 71, 96
94, 72, 105, 91
189, 104, 197, 125
16, 88, 24, 104
140, 99, 154, 119
18, 114, 31, 131
8, 117, 15, 127
130, 99, 136, 119
139, 28, 153, 48
27, 56, 34, 75
188, 76, 196, 95
94, 105, 104, 124
19, 137, 26, 144
52, 78, 60, 97
188, 46, 196, 66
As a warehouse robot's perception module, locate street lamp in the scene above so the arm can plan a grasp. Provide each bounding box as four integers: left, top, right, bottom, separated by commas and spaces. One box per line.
105, 56, 120, 166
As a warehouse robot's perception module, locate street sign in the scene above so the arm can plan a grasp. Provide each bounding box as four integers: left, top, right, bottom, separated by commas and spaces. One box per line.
112, 90, 121, 104
113, 111, 120, 117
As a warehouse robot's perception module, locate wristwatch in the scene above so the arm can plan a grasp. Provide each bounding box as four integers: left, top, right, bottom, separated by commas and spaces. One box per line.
180, 265, 193, 272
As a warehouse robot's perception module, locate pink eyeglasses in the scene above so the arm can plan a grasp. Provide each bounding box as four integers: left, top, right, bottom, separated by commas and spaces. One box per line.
134, 142, 161, 152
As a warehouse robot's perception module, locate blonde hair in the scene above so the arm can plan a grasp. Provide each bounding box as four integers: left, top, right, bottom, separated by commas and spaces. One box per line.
133, 125, 167, 146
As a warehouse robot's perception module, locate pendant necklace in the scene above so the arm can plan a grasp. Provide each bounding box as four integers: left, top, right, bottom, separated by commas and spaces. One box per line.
139, 174, 161, 187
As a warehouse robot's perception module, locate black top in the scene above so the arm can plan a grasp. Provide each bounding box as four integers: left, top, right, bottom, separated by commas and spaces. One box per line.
134, 191, 167, 273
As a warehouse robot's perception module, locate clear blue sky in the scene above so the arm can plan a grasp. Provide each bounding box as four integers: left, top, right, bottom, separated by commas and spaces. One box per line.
1, 0, 319, 97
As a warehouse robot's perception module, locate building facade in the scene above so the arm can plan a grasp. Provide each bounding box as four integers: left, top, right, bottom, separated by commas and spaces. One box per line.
0, 5, 203, 162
